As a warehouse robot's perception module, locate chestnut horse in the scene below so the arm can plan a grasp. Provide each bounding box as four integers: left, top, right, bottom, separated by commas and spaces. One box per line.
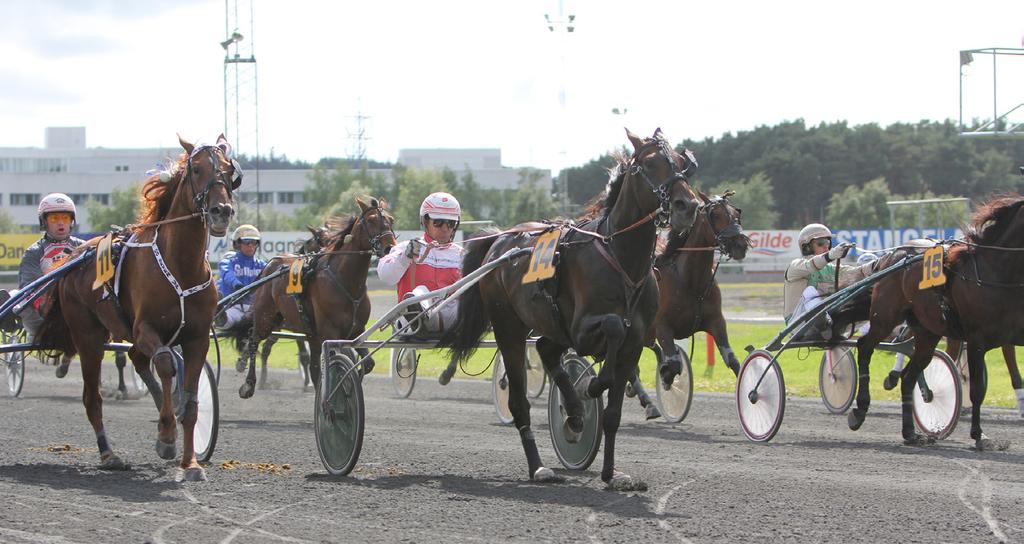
852, 194, 1024, 448
651, 190, 750, 387
237, 198, 396, 397
37, 135, 238, 480
439, 129, 700, 488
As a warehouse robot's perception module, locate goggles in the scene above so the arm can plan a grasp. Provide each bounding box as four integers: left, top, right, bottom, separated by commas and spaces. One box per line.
46, 213, 73, 224
812, 238, 832, 248
431, 219, 456, 229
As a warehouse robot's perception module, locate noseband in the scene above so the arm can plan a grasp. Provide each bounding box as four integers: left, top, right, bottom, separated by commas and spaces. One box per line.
630, 137, 698, 228
355, 204, 396, 257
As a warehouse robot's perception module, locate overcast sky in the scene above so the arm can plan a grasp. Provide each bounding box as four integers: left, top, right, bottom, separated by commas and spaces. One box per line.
2, 1, 1023, 173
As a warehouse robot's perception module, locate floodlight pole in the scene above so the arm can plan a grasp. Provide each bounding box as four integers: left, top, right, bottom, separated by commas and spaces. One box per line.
546, 3, 575, 217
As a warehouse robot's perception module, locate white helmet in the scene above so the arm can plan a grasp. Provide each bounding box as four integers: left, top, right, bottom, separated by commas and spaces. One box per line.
232, 224, 261, 242
37, 193, 76, 230
798, 223, 831, 246
420, 192, 461, 222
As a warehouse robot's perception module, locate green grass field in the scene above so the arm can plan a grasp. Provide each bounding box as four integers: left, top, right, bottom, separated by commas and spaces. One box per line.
217, 319, 1023, 409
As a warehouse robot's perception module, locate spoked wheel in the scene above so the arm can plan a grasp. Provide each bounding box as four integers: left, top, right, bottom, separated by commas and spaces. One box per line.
526, 345, 546, 398
492, 353, 514, 425
736, 349, 786, 442
2, 328, 26, 398
548, 354, 602, 470
390, 348, 417, 398
819, 346, 857, 415
169, 348, 220, 462
655, 343, 693, 424
315, 349, 365, 476
913, 350, 962, 440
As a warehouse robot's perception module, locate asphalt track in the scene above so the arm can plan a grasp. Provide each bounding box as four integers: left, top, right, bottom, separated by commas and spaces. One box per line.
0, 359, 1022, 543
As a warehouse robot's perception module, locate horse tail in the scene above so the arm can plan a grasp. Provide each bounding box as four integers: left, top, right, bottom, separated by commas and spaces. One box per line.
437, 229, 500, 365
35, 286, 77, 359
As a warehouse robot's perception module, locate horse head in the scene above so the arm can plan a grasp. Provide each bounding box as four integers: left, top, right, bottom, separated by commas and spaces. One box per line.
624, 128, 699, 234
354, 197, 397, 258
177, 133, 238, 236
700, 190, 749, 260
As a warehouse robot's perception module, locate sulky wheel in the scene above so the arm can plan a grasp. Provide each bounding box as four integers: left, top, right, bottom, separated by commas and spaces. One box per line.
819, 346, 857, 415
390, 348, 417, 398
169, 348, 220, 462
912, 350, 962, 440
2, 328, 26, 398
492, 353, 514, 425
655, 343, 693, 424
548, 354, 602, 470
526, 344, 546, 398
315, 349, 365, 476
736, 349, 786, 442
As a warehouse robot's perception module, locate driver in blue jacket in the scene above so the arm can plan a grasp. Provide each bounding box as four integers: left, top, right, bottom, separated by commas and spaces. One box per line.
215, 224, 266, 330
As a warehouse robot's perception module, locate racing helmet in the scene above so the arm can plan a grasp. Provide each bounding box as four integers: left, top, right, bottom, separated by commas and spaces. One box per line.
419, 192, 461, 228
37, 193, 77, 230
797, 223, 832, 255
231, 224, 261, 250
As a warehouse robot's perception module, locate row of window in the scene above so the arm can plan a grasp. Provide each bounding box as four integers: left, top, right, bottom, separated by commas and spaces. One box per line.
0, 158, 68, 173
4, 192, 302, 207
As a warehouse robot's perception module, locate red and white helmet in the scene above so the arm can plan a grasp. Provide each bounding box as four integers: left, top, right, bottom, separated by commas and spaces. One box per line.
37, 193, 77, 229
419, 192, 461, 223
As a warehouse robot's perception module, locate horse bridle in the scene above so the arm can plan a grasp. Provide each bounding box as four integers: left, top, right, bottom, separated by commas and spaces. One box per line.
355, 202, 396, 258
630, 136, 698, 228
185, 145, 242, 221
701, 196, 744, 253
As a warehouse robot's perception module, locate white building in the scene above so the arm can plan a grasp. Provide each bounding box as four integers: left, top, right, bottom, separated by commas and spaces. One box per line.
0, 128, 551, 232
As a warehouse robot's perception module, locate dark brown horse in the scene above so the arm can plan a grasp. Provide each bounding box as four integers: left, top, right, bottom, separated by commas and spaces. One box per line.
852, 194, 1024, 448
37, 135, 237, 480
439, 129, 700, 488
650, 190, 749, 387
237, 198, 395, 397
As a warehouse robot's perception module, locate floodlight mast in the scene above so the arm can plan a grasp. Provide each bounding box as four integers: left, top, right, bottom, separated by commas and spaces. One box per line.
223, 0, 260, 225
958, 47, 1024, 139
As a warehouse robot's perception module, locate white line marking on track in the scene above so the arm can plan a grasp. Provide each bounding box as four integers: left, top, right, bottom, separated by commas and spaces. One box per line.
951, 459, 1009, 543
0, 526, 77, 543
178, 488, 325, 544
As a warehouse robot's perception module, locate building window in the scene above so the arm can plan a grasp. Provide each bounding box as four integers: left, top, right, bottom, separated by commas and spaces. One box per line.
277, 192, 306, 204
10, 193, 40, 206
257, 192, 273, 204
237, 192, 274, 205
92, 194, 110, 205
67, 194, 90, 205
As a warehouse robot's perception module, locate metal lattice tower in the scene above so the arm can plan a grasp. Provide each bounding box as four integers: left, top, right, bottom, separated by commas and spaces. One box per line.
222, 0, 261, 220
347, 102, 371, 168
958, 47, 1024, 139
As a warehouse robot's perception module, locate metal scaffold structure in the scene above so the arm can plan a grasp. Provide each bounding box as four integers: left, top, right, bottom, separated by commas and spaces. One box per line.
222, 0, 261, 222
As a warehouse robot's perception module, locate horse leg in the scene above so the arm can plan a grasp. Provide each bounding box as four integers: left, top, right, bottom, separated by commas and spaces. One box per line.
578, 316, 626, 401
849, 320, 895, 431
258, 335, 275, 390
298, 340, 311, 390
114, 351, 128, 400
966, 346, 1007, 450
627, 368, 660, 420
899, 331, 940, 445
536, 336, 584, 441
128, 346, 162, 409
655, 328, 683, 389
308, 336, 323, 388
79, 346, 128, 470
1002, 345, 1024, 417
130, 324, 178, 460
706, 315, 740, 377
55, 354, 72, 378
238, 328, 261, 399
498, 327, 553, 481
177, 338, 208, 481
603, 342, 646, 491
355, 347, 375, 375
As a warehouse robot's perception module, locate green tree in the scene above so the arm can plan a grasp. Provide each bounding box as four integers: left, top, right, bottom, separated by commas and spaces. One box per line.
0, 209, 26, 233
296, 162, 365, 226
709, 172, 779, 229
86, 184, 140, 231
392, 168, 449, 230
825, 178, 893, 228
232, 201, 299, 231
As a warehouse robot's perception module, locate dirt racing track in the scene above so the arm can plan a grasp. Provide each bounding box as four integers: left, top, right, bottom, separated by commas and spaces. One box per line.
0, 361, 1022, 543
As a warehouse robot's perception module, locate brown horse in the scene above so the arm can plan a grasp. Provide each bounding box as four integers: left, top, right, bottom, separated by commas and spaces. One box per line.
237, 198, 396, 397
651, 190, 750, 387
852, 194, 1024, 448
439, 128, 700, 488
36, 134, 237, 480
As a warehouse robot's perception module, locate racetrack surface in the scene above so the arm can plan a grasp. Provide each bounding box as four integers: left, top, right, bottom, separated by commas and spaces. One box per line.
0, 361, 1022, 543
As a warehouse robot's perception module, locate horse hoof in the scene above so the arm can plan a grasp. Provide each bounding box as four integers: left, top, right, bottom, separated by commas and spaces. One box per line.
726, 360, 741, 377
903, 433, 936, 446
625, 381, 636, 398
973, 437, 1011, 451
235, 359, 247, 373
605, 471, 648, 492
438, 364, 456, 386
363, 357, 376, 375
847, 410, 865, 431
644, 403, 661, 421
155, 440, 176, 460
55, 363, 69, 379
238, 382, 255, 399
532, 467, 556, 482
100, 454, 130, 471
882, 371, 899, 391
174, 466, 208, 482
114, 390, 125, 401
562, 419, 581, 444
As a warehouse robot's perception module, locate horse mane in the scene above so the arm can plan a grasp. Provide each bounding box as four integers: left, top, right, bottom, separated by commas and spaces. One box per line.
320, 214, 359, 250
949, 193, 1024, 264
579, 151, 630, 221
136, 153, 187, 230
